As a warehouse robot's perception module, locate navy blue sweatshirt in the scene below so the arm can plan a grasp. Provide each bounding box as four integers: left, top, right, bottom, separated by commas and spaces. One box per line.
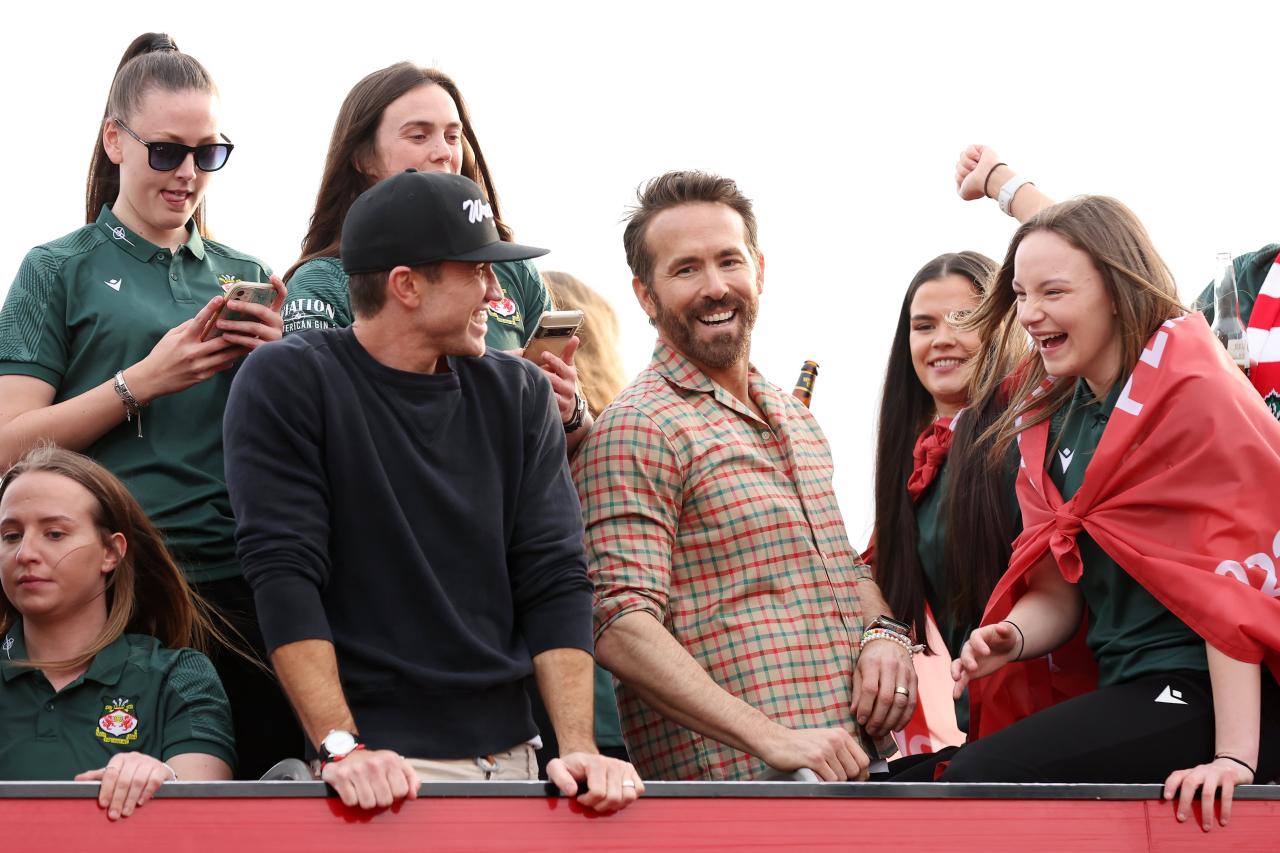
223, 327, 593, 758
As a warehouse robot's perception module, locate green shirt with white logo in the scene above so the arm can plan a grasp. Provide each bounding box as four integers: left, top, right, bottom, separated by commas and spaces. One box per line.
1047, 379, 1207, 687
0, 625, 236, 779
281, 256, 552, 350
0, 207, 271, 582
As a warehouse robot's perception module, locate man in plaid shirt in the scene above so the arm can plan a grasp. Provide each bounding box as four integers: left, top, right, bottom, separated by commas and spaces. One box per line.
572, 171, 919, 781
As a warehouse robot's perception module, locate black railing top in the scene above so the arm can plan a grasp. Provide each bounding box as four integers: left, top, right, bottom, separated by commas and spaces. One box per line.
0, 780, 1277, 800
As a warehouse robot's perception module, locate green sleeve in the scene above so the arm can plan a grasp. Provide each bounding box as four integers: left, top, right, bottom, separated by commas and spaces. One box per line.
282, 258, 353, 335
159, 649, 237, 770
500, 259, 553, 347
0, 247, 70, 386
1197, 244, 1278, 326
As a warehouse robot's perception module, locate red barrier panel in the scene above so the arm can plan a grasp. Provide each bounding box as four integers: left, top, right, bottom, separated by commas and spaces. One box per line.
3, 792, 1278, 852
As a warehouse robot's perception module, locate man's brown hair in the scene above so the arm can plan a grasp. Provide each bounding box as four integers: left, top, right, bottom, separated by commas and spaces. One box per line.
622, 171, 760, 287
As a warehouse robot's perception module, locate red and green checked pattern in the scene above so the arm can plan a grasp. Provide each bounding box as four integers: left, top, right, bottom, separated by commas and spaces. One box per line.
572, 341, 887, 780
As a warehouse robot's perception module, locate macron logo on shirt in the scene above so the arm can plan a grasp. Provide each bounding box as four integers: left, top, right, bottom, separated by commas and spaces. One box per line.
1058, 447, 1074, 473
104, 278, 122, 292
462, 198, 494, 224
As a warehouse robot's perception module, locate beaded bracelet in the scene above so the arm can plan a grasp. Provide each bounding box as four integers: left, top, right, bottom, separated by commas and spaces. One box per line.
860, 628, 925, 655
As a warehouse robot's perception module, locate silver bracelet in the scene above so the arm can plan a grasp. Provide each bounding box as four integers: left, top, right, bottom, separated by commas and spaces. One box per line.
112, 370, 146, 439
997, 175, 1034, 216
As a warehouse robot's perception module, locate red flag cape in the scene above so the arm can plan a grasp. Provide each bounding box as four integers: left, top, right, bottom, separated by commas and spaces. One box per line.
970, 315, 1280, 733
869, 416, 1092, 747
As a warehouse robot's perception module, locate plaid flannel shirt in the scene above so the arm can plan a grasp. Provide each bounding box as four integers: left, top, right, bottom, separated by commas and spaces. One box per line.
572, 341, 884, 780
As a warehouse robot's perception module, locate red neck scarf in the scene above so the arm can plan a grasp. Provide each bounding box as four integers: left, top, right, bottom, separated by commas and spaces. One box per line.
905, 416, 955, 501
971, 315, 1280, 735
1247, 251, 1280, 413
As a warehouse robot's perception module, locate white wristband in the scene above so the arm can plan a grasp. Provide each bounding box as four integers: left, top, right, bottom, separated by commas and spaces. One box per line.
997, 175, 1034, 216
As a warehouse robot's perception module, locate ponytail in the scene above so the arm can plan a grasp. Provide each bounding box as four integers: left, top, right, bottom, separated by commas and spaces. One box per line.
86, 33, 218, 232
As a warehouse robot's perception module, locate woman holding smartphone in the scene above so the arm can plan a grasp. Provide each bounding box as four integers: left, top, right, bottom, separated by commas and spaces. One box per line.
282, 63, 591, 447
0, 33, 296, 778
947, 195, 1280, 831
0, 446, 236, 819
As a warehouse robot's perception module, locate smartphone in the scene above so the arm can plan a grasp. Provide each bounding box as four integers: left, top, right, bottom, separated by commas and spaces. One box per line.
522, 309, 584, 363
200, 282, 276, 341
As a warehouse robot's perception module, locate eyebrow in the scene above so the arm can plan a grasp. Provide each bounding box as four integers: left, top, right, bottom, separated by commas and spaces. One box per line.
666, 248, 744, 270
1012, 276, 1071, 288
0, 514, 75, 526
399, 120, 463, 132
909, 313, 939, 322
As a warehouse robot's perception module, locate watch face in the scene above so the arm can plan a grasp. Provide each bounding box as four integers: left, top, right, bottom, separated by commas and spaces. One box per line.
874, 616, 911, 635
322, 730, 357, 756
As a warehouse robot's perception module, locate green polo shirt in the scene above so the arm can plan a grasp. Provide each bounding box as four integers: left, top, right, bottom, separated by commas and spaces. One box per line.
1047, 379, 1207, 687
0, 625, 235, 779
0, 206, 271, 582
281, 256, 551, 350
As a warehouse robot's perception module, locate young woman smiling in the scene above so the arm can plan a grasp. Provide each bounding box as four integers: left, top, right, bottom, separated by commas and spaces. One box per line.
946, 196, 1280, 831
0, 33, 295, 778
0, 446, 235, 819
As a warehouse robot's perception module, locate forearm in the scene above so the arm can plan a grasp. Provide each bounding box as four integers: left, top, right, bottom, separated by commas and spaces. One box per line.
984, 163, 1056, 224
0, 378, 126, 467
533, 647, 598, 755
855, 576, 893, 623
1207, 644, 1261, 767
166, 753, 233, 781
270, 639, 358, 748
1004, 555, 1084, 659
564, 409, 594, 456
596, 611, 783, 757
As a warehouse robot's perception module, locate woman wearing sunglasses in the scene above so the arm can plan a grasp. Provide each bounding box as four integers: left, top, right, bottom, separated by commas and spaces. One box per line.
0, 33, 297, 779
281, 63, 592, 449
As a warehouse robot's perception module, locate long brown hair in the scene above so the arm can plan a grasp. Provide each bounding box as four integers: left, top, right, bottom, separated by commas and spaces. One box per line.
0, 446, 226, 671
964, 195, 1185, 461
85, 33, 219, 233
542, 271, 628, 416
285, 64, 510, 282
871, 251, 1000, 642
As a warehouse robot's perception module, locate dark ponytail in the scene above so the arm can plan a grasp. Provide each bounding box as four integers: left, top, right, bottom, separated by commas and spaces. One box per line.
85, 33, 218, 232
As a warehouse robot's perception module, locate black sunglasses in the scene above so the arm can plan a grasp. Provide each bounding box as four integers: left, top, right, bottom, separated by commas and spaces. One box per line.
114, 119, 234, 172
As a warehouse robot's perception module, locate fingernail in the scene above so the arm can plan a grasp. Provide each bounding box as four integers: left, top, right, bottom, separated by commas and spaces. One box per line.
1177, 812, 1185, 821
858, 717, 866, 725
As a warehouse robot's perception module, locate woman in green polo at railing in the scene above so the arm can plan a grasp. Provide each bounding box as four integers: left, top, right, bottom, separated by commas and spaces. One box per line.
0, 446, 235, 820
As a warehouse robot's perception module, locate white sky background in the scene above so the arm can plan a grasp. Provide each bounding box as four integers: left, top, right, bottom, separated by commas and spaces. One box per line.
1, 0, 1276, 548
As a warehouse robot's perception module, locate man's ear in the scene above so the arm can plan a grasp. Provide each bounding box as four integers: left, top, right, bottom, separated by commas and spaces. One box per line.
755, 251, 765, 296
102, 120, 124, 166
386, 266, 422, 309
632, 276, 657, 323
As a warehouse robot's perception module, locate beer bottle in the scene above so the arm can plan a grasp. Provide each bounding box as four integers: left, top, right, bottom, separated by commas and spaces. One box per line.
1210, 252, 1250, 374
793, 360, 819, 407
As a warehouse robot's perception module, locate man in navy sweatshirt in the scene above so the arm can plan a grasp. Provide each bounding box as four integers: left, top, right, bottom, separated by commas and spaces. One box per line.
223, 170, 643, 812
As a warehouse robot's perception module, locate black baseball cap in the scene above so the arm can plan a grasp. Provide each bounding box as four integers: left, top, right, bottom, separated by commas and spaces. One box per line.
341, 170, 549, 274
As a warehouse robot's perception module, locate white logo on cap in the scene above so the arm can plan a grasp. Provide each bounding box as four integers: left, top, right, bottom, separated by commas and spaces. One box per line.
462, 198, 494, 224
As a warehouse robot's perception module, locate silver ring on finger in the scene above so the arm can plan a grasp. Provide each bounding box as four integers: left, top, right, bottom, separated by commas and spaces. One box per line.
622, 779, 637, 789
894, 685, 909, 697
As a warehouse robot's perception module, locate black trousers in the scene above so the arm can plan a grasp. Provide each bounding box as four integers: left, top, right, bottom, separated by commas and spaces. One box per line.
892, 670, 1280, 783
195, 576, 304, 780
